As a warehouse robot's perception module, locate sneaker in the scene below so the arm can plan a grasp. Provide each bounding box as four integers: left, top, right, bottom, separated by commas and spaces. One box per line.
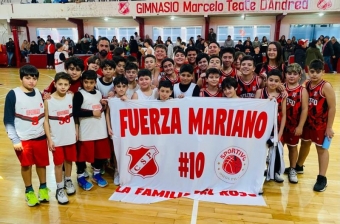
313, 175, 327, 192
84, 170, 89, 178
114, 170, 120, 186
77, 176, 93, 191
100, 168, 106, 175
93, 173, 108, 187
46, 65, 49, 69
25, 191, 40, 207
38, 188, 50, 202
65, 180, 76, 195
274, 173, 284, 183
56, 188, 69, 205
285, 164, 304, 174
288, 168, 298, 184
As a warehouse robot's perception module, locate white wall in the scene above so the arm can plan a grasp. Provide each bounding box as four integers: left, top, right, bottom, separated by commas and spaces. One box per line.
280, 13, 340, 38
83, 18, 138, 36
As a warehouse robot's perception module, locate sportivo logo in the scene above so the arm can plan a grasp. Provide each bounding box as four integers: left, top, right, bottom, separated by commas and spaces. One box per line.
127, 145, 159, 178
118, 1, 130, 15
215, 146, 249, 184
317, 0, 332, 10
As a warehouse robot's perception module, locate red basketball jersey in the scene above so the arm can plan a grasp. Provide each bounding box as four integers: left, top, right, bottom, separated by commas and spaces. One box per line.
220, 67, 237, 78
285, 84, 304, 132
160, 73, 180, 85
236, 75, 261, 98
199, 88, 223, 97
260, 87, 283, 129
305, 80, 329, 130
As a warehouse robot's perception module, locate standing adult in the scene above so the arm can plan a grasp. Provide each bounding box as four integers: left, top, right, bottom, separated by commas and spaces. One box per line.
224, 35, 234, 48
129, 35, 139, 58
84, 37, 112, 76
5, 38, 15, 67
331, 37, 340, 73
47, 35, 55, 45
306, 40, 324, 70
322, 36, 336, 73
134, 32, 140, 43
294, 39, 308, 72
208, 28, 217, 43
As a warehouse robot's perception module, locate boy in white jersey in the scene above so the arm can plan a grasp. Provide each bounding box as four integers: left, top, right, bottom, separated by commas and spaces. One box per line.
43, 72, 77, 204
96, 59, 116, 98
73, 70, 111, 190
106, 76, 129, 185
145, 54, 160, 88
173, 64, 200, 98
125, 62, 140, 99
54, 43, 67, 73
3, 65, 49, 207
132, 69, 158, 100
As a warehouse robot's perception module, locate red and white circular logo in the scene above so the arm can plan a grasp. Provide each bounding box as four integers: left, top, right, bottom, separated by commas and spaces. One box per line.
118, 2, 130, 15
215, 147, 249, 184
317, 0, 332, 10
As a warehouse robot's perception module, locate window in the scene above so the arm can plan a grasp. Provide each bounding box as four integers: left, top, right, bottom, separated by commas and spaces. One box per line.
94, 27, 138, 41
217, 25, 271, 43
153, 26, 202, 44
290, 24, 340, 41
36, 28, 78, 42
94, 27, 116, 40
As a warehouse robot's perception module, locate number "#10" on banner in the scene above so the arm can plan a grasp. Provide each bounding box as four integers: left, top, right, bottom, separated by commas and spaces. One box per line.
178, 152, 205, 180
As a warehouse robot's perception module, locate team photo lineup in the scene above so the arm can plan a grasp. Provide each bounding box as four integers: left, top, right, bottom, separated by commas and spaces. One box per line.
3, 35, 336, 207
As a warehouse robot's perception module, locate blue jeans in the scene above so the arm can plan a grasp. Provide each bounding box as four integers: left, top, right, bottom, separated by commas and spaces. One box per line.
7, 52, 13, 66
323, 56, 334, 72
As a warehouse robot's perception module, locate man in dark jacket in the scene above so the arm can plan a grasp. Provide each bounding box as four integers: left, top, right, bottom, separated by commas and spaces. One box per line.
208, 28, 216, 42
5, 38, 15, 67
331, 37, 340, 73
323, 36, 336, 73
294, 39, 308, 69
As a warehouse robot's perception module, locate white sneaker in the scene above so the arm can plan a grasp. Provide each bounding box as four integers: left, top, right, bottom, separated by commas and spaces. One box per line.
65, 180, 76, 195
274, 173, 284, 183
288, 168, 298, 184
49, 66, 53, 69
114, 170, 120, 186
56, 188, 69, 205
46, 65, 49, 69
84, 170, 89, 178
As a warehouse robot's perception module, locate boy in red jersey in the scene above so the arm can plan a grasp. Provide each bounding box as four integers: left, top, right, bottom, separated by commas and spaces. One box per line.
160, 58, 180, 85
197, 56, 222, 88
299, 59, 336, 192
185, 47, 199, 74
199, 68, 223, 97
43, 57, 84, 98
173, 49, 186, 75
220, 47, 241, 78
282, 64, 308, 184
194, 53, 209, 83
236, 55, 264, 98
3, 65, 49, 207
154, 44, 168, 68
44, 72, 77, 204
255, 69, 286, 183
144, 54, 160, 88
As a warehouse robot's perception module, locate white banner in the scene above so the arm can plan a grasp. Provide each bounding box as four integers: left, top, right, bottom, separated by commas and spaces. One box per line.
108, 98, 276, 206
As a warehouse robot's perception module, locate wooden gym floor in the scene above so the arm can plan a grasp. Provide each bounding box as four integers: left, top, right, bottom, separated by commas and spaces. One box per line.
0, 68, 339, 224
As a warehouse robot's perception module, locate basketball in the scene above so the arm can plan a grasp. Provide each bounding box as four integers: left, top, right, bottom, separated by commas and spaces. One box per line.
222, 155, 242, 175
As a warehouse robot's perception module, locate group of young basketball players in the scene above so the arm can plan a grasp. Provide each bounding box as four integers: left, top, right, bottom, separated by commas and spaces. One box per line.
3, 37, 336, 207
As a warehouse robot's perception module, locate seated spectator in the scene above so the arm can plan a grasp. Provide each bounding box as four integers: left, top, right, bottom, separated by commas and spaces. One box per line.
29, 41, 39, 54
39, 40, 45, 53
20, 40, 30, 58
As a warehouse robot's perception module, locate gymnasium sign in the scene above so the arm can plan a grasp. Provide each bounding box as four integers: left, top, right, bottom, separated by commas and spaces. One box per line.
108, 98, 277, 205
133, 0, 337, 15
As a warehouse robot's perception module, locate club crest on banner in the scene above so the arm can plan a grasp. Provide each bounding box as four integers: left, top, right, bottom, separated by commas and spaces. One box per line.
215, 147, 249, 184
127, 145, 159, 178
317, 0, 332, 10
118, 2, 130, 15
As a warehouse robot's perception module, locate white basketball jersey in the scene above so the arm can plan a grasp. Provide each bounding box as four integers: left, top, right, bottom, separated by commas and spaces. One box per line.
173, 83, 196, 98
13, 87, 45, 140
78, 89, 108, 141
135, 88, 158, 100
126, 84, 140, 99
96, 77, 114, 98
47, 93, 76, 147
54, 51, 65, 73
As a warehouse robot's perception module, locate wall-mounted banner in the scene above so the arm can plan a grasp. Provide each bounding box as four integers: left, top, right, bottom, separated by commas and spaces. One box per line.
2, 0, 338, 19
108, 98, 276, 206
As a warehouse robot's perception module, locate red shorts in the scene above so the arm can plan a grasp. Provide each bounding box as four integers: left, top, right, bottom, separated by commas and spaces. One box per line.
16, 139, 49, 167
282, 130, 300, 147
52, 144, 77, 165
300, 127, 325, 146
77, 138, 111, 163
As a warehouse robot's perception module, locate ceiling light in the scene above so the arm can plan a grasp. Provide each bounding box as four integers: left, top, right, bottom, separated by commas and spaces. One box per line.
104, 18, 109, 21
318, 13, 324, 16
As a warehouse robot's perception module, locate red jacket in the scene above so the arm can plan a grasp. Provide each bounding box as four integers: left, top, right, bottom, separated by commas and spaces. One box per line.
45, 44, 56, 54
